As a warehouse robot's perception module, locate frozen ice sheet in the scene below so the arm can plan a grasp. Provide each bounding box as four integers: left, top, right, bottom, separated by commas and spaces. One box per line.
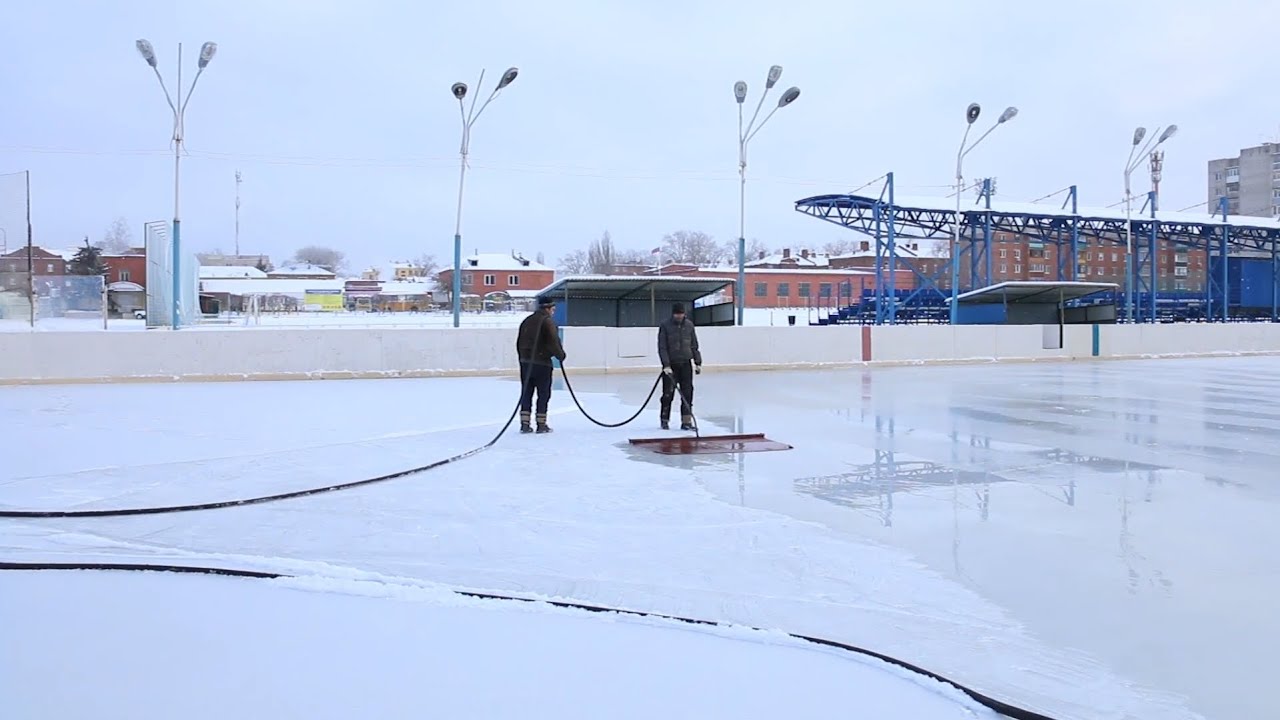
6, 357, 1276, 718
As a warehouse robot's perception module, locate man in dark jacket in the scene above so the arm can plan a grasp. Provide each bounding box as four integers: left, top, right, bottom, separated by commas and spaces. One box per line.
516, 298, 566, 433
657, 302, 702, 430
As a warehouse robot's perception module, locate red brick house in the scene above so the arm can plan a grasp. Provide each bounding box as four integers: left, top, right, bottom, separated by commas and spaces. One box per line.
436, 252, 555, 306
101, 247, 147, 288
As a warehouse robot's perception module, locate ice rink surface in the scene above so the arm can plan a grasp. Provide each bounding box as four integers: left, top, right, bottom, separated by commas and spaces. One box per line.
5, 356, 1277, 719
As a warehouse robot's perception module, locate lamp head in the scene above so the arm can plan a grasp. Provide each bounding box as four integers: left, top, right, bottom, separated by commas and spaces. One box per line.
777, 86, 800, 108
966, 103, 981, 124
734, 81, 747, 103
766, 65, 782, 89
497, 66, 519, 90
998, 106, 1018, 123
451, 82, 468, 101
1158, 124, 1178, 143
198, 42, 217, 69
136, 39, 157, 68
1132, 127, 1147, 146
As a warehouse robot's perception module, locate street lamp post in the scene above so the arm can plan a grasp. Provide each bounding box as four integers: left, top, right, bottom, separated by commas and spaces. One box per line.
136, 39, 217, 330
734, 67, 800, 326
1123, 124, 1177, 323
449, 67, 518, 328
950, 103, 1018, 324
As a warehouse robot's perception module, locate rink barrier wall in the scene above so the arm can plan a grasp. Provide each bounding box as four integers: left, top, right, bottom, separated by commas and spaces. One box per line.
5, 324, 1280, 385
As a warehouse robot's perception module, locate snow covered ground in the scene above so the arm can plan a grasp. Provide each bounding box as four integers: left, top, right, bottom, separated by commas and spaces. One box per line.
2, 570, 996, 720
5, 357, 1276, 719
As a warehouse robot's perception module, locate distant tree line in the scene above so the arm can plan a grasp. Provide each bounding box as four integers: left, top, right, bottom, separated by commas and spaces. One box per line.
557, 231, 775, 274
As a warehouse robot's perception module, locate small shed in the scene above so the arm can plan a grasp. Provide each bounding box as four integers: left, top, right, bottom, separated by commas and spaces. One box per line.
954, 281, 1118, 325
535, 276, 736, 327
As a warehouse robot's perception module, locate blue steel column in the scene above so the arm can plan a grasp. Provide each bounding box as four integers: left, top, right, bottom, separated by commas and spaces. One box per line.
1070, 186, 1079, 280
982, 178, 993, 289
1220, 197, 1230, 322
1272, 243, 1278, 322
873, 201, 884, 324
452, 235, 462, 327
1148, 190, 1158, 322
887, 172, 898, 324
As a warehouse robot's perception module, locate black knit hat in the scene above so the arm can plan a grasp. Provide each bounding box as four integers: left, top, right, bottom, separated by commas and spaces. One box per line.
671, 302, 685, 314
539, 297, 556, 308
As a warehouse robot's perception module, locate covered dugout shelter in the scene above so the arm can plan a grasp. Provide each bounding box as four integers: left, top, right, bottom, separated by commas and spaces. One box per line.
955, 281, 1118, 325
535, 276, 736, 327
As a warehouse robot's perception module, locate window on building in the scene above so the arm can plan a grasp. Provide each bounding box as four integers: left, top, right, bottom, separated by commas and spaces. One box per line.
798, 282, 811, 298
999, 263, 1007, 274
1175, 280, 1188, 290
819, 282, 832, 298
1214, 172, 1222, 181
1227, 166, 1240, 178
1014, 264, 1022, 274
754, 282, 768, 297
462, 273, 473, 286
776, 282, 790, 297
1030, 263, 1047, 273
999, 248, 1007, 259
508, 275, 519, 286
483, 274, 495, 286
1013, 249, 1021, 260
1078, 264, 1088, 276
1111, 252, 1118, 262
1175, 267, 1188, 277
119, 270, 131, 282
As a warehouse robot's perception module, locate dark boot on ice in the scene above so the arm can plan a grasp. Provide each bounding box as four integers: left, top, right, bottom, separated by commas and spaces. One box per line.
535, 413, 552, 433
520, 412, 533, 434
660, 417, 669, 430
680, 414, 695, 431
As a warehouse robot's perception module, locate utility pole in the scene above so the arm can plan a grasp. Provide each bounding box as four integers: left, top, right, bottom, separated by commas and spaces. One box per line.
235, 169, 242, 256
1149, 150, 1163, 203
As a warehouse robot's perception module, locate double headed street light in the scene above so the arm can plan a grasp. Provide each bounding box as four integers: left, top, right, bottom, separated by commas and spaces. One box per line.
136, 39, 217, 330
949, 102, 1017, 324
734, 66, 800, 326
449, 67, 518, 328
1123, 124, 1177, 323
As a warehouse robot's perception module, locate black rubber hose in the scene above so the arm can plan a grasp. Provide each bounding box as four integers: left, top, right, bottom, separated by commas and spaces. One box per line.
0, 397, 523, 519
558, 366, 664, 428
0, 561, 1060, 720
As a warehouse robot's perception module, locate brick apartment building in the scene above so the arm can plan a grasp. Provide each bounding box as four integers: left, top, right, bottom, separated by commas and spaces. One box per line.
436, 252, 555, 304
827, 234, 1206, 293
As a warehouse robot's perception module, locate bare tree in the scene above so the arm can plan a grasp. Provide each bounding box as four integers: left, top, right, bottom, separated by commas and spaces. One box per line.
293, 245, 346, 273
100, 217, 133, 253
661, 230, 725, 266
823, 238, 856, 257
744, 238, 770, 260
412, 253, 439, 277
558, 249, 590, 274
586, 231, 618, 274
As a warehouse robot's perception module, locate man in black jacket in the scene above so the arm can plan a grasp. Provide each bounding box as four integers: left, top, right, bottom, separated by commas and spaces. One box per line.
516, 298, 566, 433
657, 302, 702, 430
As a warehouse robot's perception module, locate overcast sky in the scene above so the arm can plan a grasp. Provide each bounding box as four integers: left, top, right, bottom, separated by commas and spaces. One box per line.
1, 0, 1276, 273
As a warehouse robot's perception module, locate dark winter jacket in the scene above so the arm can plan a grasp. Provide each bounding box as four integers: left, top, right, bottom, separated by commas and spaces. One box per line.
516, 309, 566, 365
657, 316, 702, 367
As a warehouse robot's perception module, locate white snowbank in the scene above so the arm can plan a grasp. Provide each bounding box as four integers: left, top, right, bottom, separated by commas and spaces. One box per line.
1, 570, 994, 720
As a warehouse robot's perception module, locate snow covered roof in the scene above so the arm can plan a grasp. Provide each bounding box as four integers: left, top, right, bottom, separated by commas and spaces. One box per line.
460, 253, 551, 272
745, 251, 831, 268
830, 240, 950, 261
701, 266, 876, 276
269, 263, 337, 277
199, 265, 268, 279
200, 278, 346, 295
378, 280, 435, 295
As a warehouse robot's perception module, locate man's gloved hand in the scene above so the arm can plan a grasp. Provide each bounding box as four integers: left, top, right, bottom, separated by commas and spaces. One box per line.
558, 351, 567, 362
694, 364, 702, 375
663, 366, 673, 376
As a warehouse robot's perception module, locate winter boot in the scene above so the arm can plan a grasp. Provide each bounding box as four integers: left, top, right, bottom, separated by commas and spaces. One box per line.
520, 412, 533, 434
535, 413, 552, 434
680, 414, 695, 432
660, 417, 670, 430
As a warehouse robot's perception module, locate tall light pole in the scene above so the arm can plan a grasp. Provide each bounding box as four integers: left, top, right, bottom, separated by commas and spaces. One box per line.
234, 169, 242, 256
449, 67, 518, 328
950, 103, 1018, 324
734, 66, 800, 326
1123, 124, 1177, 323
136, 39, 217, 330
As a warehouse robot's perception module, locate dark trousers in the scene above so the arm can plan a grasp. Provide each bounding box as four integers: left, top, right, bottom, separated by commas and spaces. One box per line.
660, 361, 695, 421
519, 362, 554, 415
